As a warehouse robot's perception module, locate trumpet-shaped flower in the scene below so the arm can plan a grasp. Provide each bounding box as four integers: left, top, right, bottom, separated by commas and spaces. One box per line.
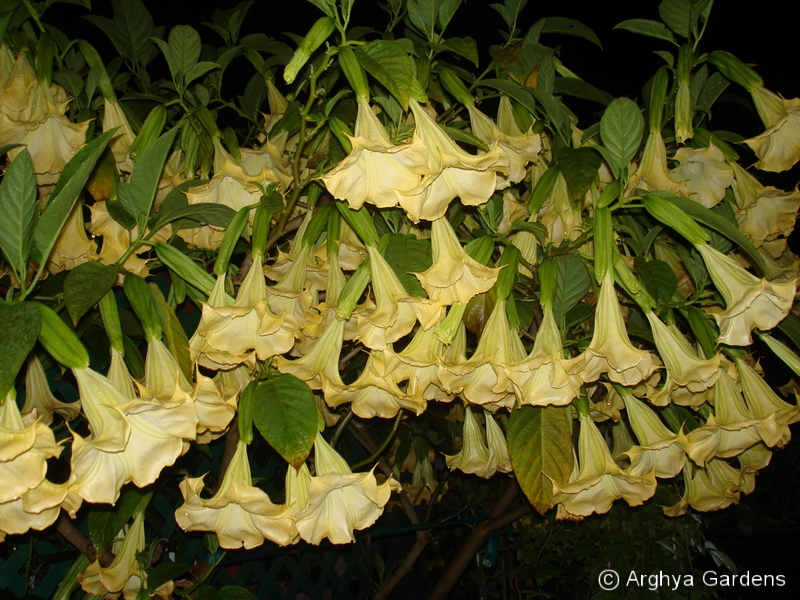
619, 393, 685, 479
90, 201, 155, 277
45, 201, 96, 274
628, 131, 687, 196
537, 172, 581, 246
277, 315, 346, 389
506, 307, 583, 407
551, 413, 656, 517
439, 299, 526, 408
696, 243, 797, 345
413, 217, 500, 304
292, 435, 400, 545
736, 358, 800, 447
103, 98, 136, 172
387, 322, 453, 403
744, 89, 800, 172
192, 367, 240, 441
671, 145, 734, 208
445, 406, 493, 477
320, 96, 427, 209
0, 479, 77, 542
736, 186, 800, 252
21, 354, 80, 425
176, 439, 294, 549
664, 459, 742, 516
0, 389, 60, 504
568, 275, 658, 387
396, 100, 509, 221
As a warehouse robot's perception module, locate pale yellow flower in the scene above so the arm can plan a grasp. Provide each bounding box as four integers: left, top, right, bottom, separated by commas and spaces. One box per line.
320, 96, 427, 210
176, 439, 294, 549
276, 316, 346, 389
736, 186, 800, 252
0, 389, 60, 504
387, 322, 454, 403
506, 306, 582, 407
103, 98, 136, 172
552, 413, 656, 517
192, 367, 240, 441
736, 358, 800, 448
21, 354, 80, 425
445, 406, 493, 477
396, 100, 509, 222
46, 201, 96, 274
664, 459, 742, 516
0, 50, 36, 118
293, 434, 400, 544
620, 392, 685, 479
744, 89, 800, 172
537, 171, 580, 245
568, 275, 658, 387
696, 243, 797, 345
671, 145, 734, 208
628, 131, 687, 196
0, 479, 77, 542
439, 299, 526, 408
413, 217, 500, 305
89, 201, 157, 277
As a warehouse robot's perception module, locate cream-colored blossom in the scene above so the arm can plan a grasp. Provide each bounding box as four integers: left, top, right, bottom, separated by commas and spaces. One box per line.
22, 354, 80, 425
664, 459, 742, 516
439, 299, 526, 408
568, 275, 658, 387
277, 316, 346, 389
0, 389, 60, 504
192, 367, 240, 441
506, 306, 582, 407
445, 406, 493, 477
176, 439, 294, 549
744, 90, 800, 172
485, 412, 512, 474
46, 201, 96, 274
736, 186, 800, 251
696, 243, 797, 345
628, 131, 687, 196
320, 96, 427, 209
293, 434, 400, 545
103, 98, 136, 171
671, 145, 734, 208
396, 100, 509, 222
413, 217, 500, 304
552, 413, 656, 517
736, 358, 800, 447
387, 322, 453, 403
537, 171, 580, 245
620, 393, 685, 479
89, 201, 157, 277
0, 479, 76, 541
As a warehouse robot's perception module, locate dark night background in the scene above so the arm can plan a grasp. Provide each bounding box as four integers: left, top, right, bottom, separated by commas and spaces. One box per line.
39, 0, 800, 596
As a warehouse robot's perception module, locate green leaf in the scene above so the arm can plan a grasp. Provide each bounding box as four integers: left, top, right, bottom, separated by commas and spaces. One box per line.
147, 562, 191, 594
438, 0, 463, 30
600, 97, 644, 177
156, 202, 237, 231
614, 19, 678, 45
118, 128, 179, 224
252, 374, 317, 469
0, 303, 41, 398
553, 254, 591, 325
480, 79, 538, 119
536, 17, 602, 49
168, 24, 201, 78
407, 0, 437, 40
306, 0, 336, 18
508, 405, 573, 515
184, 61, 220, 87
0, 149, 37, 280
88, 488, 146, 557
150, 283, 192, 382
778, 315, 800, 353
554, 77, 613, 106
64, 262, 119, 325
556, 146, 601, 201
31, 130, 115, 265
635, 258, 677, 309
667, 195, 767, 275
354, 41, 414, 110
383, 233, 433, 298
0, 143, 24, 156
658, 0, 711, 38
439, 37, 479, 67
85, 0, 155, 67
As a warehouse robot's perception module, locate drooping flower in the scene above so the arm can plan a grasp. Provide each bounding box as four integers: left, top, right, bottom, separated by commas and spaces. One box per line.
0, 479, 77, 542
413, 217, 500, 305
671, 145, 734, 208
276, 315, 346, 389
506, 306, 583, 407
90, 200, 158, 277
45, 201, 97, 274
736, 186, 800, 252
102, 98, 136, 172
21, 353, 80, 425
619, 392, 685, 479
628, 131, 687, 196
744, 88, 800, 172
445, 405, 492, 477
537, 171, 581, 246
696, 243, 797, 345
176, 439, 294, 549
0, 389, 61, 504
568, 275, 658, 387
396, 100, 509, 221
736, 358, 800, 448
439, 299, 526, 408
320, 96, 427, 210
191, 367, 241, 442
387, 322, 454, 403
663, 459, 742, 516
292, 434, 400, 545
551, 413, 656, 518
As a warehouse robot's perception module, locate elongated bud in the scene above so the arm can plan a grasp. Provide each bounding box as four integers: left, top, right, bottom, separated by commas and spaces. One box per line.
37, 304, 89, 369
434, 303, 467, 344
129, 105, 166, 160
593, 207, 613, 283
708, 50, 763, 92
214, 206, 250, 276
464, 235, 495, 265
338, 46, 369, 99
123, 272, 162, 342
238, 382, 257, 444
538, 258, 557, 310
250, 205, 271, 259
648, 67, 669, 133
612, 252, 655, 313
336, 259, 371, 320
335, 201, 380, 247
495, 245, 519, 301
438, 68, 473, 105
154, 242, 216, 297
528, 164, 559, 215
284, 16, 336, 84
328, 116, 353, 153
303, 205, 332, 249
641, 193, 709, 245
98, 289, 124, 353
595, 179, 621, 209
194, 105, 221, 138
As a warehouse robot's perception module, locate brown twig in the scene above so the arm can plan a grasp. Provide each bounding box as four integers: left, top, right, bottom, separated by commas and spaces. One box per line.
428, 479, 532, 600
210, 418, 240, 495
56, 514, 114, 567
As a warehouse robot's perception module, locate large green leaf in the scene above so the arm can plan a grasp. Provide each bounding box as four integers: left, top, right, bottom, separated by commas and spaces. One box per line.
635, 258, 677, 309
147, 563, 191, 594
31, 130, 115, 265
554, 77, 613, 106
384, 233, 433, 298
535, 17, 602, 49
407, 0, 437, 40
168, 24, 201, 78
87, 488, 146, 557
556, 146, 602, 201
252, 375, 317, 468
64, 262, 119, 325
614, 18, 678, 46
553, 254, 591, 325
600, 97, 644, 177
508, 405, 573, 515
0, 149, 37, 280
155, 202, 237, 231
118, 127, 179, 225
0, 302, 41, 398
354, 41, 414, 110
658, 0, 712, 39
84, 0, 154, 67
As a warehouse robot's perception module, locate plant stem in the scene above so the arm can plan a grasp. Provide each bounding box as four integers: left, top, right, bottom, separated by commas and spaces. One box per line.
351, 410, 404, 471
